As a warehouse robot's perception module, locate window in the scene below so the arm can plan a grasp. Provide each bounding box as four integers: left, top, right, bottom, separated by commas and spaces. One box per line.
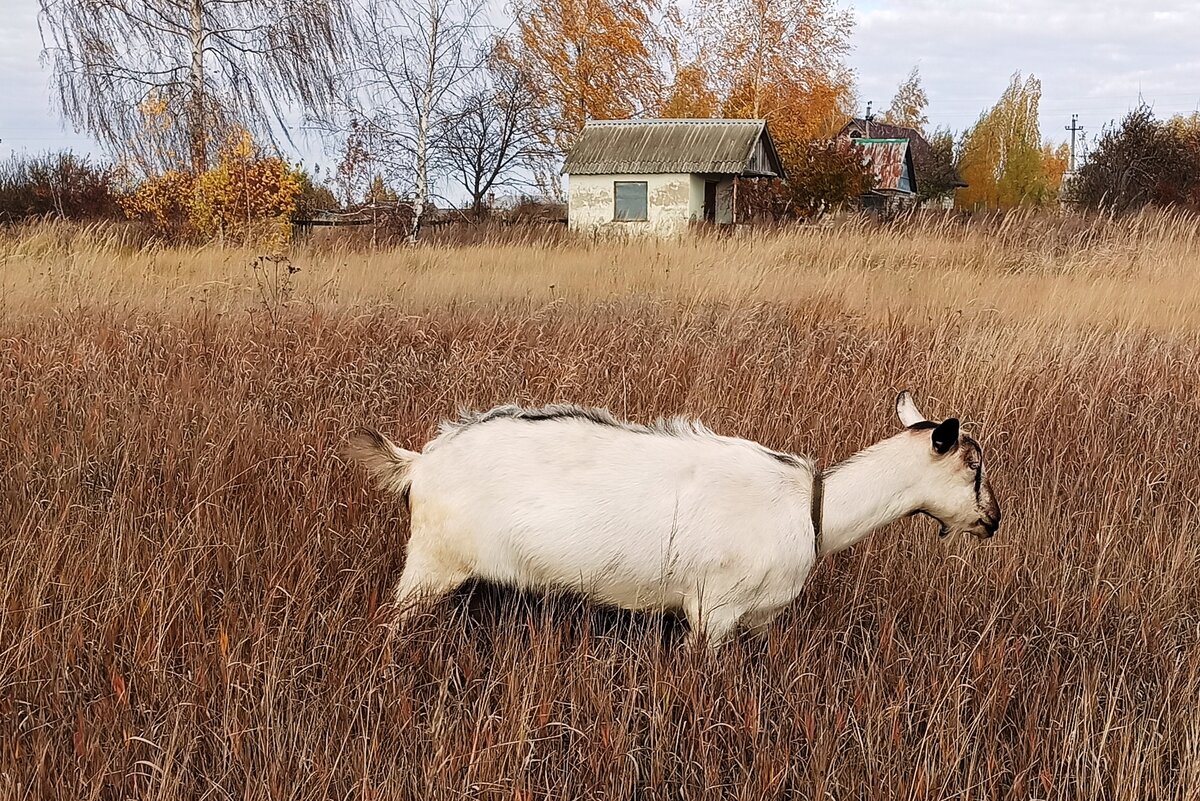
613, 181, 648, 221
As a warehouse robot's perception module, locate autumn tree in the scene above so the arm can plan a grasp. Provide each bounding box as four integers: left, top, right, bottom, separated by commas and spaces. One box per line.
501, 0, 669, 161
914, 127, 962, 202
0, 151, 122, 222
672, 0, 858, 217
661, 63, 719, 119
38, 0, 354, 174
693, 0, 854, 141
739, 138, 874, 219
121, 129, 302, 245
334, 124, 374, 207
956, 73, 1061, 209
882, 66, 929, 132
1041, 142, 1071, 197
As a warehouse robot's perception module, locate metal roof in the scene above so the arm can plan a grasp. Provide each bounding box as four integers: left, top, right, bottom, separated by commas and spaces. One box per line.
562, 119, 785, 178
853, 138, 917, 194
841, 118, 968, 188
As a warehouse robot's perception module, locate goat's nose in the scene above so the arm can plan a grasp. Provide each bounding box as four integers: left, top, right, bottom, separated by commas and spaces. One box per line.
982, 517, 1000, 537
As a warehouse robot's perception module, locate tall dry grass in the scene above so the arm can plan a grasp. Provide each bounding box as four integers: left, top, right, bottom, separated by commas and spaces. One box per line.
2, 213, 1200, 799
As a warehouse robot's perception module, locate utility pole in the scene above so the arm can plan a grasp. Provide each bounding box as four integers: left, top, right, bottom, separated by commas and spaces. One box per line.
1065, 114, 1083, 172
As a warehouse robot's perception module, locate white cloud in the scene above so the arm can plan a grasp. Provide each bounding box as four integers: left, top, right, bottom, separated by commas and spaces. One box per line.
0, 0, 93, 157
845, 0, 1200, 151
4, 0, 1199, 164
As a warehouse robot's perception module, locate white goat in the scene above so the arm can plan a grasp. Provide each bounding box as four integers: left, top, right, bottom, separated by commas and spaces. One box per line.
345, 391, 1000, 647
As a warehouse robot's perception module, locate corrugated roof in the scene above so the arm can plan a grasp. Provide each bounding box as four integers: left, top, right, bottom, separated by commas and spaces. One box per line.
841, 118, 968, 188
854, 138, 916, 194
562, 119, 784, 178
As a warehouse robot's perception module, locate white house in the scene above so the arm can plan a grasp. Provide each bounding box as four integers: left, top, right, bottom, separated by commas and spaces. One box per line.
562, 119, 785, 236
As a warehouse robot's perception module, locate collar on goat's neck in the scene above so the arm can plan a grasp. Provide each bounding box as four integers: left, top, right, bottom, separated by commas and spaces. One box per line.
810, 467, 824, 557
815, 437, 925, 557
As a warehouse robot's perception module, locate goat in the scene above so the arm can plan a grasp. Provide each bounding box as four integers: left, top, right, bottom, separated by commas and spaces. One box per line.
344, 391, 1000, 647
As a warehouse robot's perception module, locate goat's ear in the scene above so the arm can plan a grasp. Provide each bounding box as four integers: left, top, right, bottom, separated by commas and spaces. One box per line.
931, 418, 960, 454
896, 390, 926, 427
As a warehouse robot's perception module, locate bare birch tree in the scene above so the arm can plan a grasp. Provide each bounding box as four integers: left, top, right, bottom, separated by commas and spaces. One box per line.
38, 0, 355, 174
326, 0, 485, 241
443, 54, 551, 217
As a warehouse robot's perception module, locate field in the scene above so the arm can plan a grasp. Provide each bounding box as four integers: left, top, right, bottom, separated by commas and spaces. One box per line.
3, 213, 1200, 799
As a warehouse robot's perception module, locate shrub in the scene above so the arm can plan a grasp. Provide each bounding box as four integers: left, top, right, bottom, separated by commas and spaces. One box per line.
121, 130, 303, 246
739, 138, 876, 220
0, 151, 122, 223
1074, 105, 1200, 214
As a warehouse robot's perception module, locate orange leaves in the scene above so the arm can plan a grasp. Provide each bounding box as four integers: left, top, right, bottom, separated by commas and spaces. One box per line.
503, 0, 668, 153
661, 63, 718, 119
670, 0, 857, 216
121, 128, 302, 247
693, 0, 853, 137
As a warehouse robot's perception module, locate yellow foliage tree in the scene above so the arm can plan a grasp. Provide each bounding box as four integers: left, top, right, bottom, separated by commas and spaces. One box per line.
121, 129, 302, 246
882, 66, 929, 132
500, 0, 669, 157
957, 73, 1063, 209
665, 0, 857, 217
661, 62, 718, 118
1042, 142, 1071, 196
693, 0, 854, 142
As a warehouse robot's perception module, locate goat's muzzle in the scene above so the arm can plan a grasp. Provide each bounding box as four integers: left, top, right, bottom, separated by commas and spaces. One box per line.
974, 514, 1000, 539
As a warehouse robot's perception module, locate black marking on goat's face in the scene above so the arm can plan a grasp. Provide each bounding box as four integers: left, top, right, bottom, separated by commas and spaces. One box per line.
913, 425, 1001, 541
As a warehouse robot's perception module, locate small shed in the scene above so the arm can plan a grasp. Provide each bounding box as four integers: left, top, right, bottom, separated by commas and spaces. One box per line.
562, 119, 785, 235
853, 138, 919, 213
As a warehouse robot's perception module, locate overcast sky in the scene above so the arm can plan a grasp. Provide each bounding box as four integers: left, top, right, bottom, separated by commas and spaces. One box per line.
3, 0, 1199, 170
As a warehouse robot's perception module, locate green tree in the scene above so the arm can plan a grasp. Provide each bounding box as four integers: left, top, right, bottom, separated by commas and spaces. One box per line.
914, 127, 961, 202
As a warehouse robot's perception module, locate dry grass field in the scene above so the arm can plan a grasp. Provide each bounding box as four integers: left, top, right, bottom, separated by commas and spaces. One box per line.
2, 212, 1200, 799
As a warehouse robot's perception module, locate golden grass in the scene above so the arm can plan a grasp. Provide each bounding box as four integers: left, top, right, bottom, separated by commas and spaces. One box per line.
4, 210, 1200, 332
2, 213, 1199, 799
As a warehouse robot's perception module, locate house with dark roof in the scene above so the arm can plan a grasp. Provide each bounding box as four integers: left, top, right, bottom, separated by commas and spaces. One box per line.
562, 119, 785, 235
839, 117, 967, 207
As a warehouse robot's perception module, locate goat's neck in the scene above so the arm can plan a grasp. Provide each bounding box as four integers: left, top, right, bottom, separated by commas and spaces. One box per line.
819, 438, 923, 556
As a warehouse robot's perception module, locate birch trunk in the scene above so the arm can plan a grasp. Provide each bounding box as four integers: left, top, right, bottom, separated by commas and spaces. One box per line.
189, 0, 207, 173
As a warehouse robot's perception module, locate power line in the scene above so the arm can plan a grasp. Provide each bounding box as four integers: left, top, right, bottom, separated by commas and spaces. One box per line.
1065, 113, 1083, 171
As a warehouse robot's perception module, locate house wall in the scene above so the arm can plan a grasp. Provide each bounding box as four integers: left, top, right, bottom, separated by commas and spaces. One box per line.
568, 173, 696, 235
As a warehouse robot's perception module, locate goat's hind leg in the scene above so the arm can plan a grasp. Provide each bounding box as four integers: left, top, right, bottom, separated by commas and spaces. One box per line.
387, 546, 468, 632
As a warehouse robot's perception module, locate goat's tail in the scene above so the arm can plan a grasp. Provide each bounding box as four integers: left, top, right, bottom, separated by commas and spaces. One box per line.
342, 427, 418, 496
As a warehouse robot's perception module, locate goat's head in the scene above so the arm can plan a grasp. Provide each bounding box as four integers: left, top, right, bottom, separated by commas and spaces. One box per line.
895, 391, 1001, 540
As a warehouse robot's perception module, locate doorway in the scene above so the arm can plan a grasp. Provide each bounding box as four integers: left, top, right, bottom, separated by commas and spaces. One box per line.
703, 180, 718, 223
